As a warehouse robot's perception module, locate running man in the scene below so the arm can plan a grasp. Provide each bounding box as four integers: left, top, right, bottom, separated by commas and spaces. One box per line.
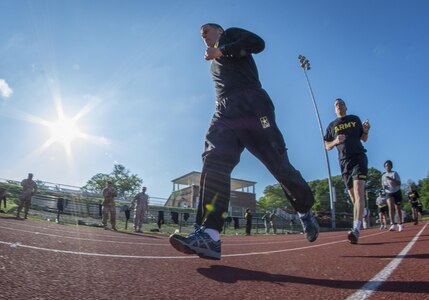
169, 23, 319, 260
382, 160, 403, 231
324, 98, 371, 244
407, 186, 420, 225
376, 190, 388, 229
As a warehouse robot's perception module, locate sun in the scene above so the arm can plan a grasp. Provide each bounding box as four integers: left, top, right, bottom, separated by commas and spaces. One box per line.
7, 94, 108, 158
49, 117, 81, 146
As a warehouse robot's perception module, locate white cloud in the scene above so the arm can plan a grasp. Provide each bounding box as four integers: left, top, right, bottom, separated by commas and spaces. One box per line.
0, 79, 13, 98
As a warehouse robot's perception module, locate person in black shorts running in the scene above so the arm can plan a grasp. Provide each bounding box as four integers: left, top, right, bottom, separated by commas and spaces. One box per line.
324, 98, 371, 244
407, 185, 420, 225
382, 160, 403, 231
169, 23, 319, 260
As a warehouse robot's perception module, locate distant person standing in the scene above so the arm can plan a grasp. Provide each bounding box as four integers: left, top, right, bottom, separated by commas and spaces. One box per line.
56, 197, 65, 224
407, 185, 420, 225
270, 210, 277, 234
157, 211, 165, 230
245, 208, 252, 236
130, 187, 149, 233
123, 205, 131, 229
324, 98, 371, 244
16, 173, 38, 219
382, 160, 403, 232
0, 188, 7, 213
102, 181, 118, 231
261, 211, 271, 234
376, 191, 388, 229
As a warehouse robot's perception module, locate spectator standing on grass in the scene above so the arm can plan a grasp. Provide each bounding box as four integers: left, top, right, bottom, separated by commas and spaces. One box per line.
123, 205, 131, 229
270, 210, 277, 234
130, 187, 149, 233
245, 208, 252, 236
382, 160, 403, 232
56, 197, 64, 224
16, 173, 38, 219
102, 181, 118, 231
0, 188, 7, 212
262, 210, 271, 234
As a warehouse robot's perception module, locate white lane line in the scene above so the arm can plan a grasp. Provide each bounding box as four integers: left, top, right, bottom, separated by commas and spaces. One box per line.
0, 240, 195, 259
346, 222, 428, 300
0, 224, 382, 247
0, 231, 387, 260
0, 225, 168, 246
0, 221, 154, 241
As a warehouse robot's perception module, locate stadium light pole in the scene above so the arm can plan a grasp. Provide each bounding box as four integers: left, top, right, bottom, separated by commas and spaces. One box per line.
298, 55, 336, 229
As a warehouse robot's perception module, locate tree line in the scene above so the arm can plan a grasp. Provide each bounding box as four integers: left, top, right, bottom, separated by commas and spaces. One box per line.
258, 167, 429, 215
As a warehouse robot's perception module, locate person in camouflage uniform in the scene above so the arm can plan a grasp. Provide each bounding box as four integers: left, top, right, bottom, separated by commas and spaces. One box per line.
130, 187, 149, 233
16, 173, 38, 219
102, 181, 118, 231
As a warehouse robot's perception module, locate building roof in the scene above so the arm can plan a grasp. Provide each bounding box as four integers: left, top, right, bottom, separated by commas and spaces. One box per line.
171, 171, 257, 191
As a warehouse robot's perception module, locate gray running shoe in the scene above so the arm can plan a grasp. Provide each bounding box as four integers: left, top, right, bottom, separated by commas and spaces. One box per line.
169, 228, 221, 260
347, 229, 359, 244
299, 210, 320, 242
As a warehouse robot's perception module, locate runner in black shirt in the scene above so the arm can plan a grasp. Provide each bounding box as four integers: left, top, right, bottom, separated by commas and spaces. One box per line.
408, 185, 420, 225
169, 23, 319, 260
325, 98, 371, 244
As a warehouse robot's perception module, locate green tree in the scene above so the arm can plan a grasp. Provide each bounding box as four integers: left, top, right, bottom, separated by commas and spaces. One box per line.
365, 167, 383, 213
257, 183, 288, 212
82, 164, 143, 199
418, 174, 429, 210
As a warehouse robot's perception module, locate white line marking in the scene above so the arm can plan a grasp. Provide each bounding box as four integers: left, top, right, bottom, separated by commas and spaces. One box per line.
0, 231, 387, 260
346, 222, 428, 300
0, 225, 168, 245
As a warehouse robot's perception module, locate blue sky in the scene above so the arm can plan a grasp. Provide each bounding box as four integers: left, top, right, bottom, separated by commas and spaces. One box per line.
1, 0, 428, 201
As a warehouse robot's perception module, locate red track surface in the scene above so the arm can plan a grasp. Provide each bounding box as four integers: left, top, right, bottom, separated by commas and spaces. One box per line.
1, 216, 428, 300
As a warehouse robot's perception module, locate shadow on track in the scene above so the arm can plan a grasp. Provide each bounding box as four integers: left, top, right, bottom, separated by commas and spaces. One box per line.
197, 265, 429, 293
342, 253, 429, 260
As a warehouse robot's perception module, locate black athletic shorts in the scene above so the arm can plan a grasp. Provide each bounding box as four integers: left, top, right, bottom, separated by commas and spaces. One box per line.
378, 206, 388, 214
410, 201, 419, 209
340, 154, 368, 189
387, 190, 402, 205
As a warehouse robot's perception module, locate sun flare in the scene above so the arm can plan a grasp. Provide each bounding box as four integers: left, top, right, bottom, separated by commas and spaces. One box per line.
49, 117, 81, 146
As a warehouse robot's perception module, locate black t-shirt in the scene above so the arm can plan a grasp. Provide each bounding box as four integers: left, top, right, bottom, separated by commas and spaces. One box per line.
324, 114, 366, 160
211, 27, 265, 98
408, 191, 420, 203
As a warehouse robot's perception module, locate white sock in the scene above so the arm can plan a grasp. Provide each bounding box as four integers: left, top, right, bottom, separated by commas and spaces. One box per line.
204, 228, 220, 241
353, 220, 362, 231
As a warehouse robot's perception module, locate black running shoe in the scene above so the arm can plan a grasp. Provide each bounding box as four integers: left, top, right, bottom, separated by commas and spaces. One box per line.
299, 210, 320, 242
169, 228, 221, 260
347, 229, 359, 244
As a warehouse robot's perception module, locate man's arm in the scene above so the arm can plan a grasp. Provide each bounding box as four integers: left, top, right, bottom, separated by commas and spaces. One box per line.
360, 119, 371, 142
325, 134, 346, 151
220, 27, 265, 57
204, 28, 265, 61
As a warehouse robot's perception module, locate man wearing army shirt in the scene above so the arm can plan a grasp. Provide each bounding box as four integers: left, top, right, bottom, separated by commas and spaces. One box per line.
102, 181, 118, 231
325, 98, 371, 244
16, 173, 38, 219
130, 187, 149, 233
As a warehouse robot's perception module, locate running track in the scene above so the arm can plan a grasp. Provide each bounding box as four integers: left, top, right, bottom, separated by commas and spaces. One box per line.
0, 216, 428, 299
